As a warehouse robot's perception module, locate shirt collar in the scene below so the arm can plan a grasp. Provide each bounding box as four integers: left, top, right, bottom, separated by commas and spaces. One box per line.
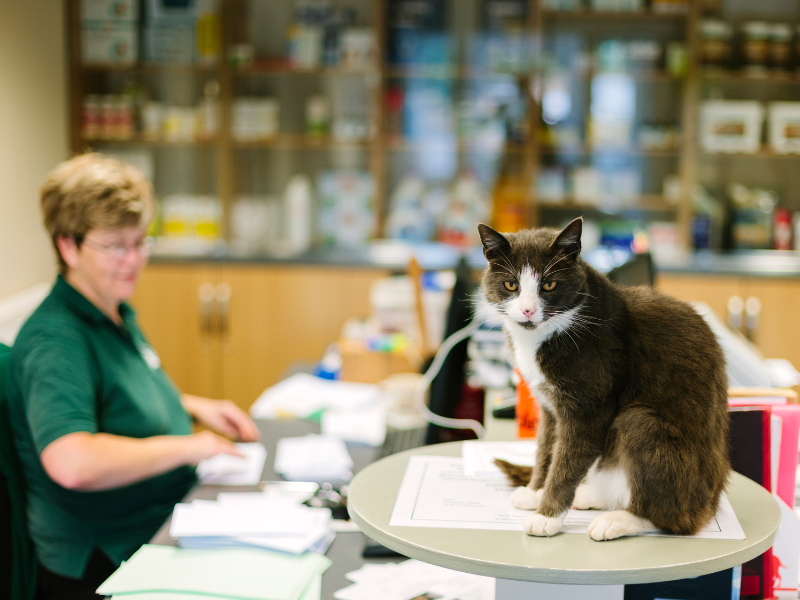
52, 274, 135, 327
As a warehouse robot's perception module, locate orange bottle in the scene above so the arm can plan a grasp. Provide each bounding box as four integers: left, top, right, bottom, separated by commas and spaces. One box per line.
515, 369, 539, 438
490, 162, 527, 234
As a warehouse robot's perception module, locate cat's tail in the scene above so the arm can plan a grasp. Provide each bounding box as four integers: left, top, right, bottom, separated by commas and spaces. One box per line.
494, 459, 533, 487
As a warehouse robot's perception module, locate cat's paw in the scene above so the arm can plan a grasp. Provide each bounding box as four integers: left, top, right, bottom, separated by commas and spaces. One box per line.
572, 484, 603, 510
588, 510, 655, 541
523, 512, 566, 537
511, 486, 543, 510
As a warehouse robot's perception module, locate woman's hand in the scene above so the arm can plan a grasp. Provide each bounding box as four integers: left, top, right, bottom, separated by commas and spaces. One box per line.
186, 430, 245, 463
181, 394, 261, 442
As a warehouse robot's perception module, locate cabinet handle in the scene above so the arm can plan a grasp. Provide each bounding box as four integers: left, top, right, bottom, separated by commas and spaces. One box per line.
198, 282, 216, 354
744, 296, 761, 343
727, 295, 744, 332
216, 283, 233, 354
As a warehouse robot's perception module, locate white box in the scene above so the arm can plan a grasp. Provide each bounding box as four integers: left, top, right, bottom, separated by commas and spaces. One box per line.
82, 0, 139, 21
142, 25, 194, 62
81, 21, 138, 65
700, 100, 764, 154
768, 102, 800, 154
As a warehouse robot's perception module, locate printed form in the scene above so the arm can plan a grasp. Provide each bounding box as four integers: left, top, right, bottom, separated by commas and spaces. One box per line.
390, 456, 746, 540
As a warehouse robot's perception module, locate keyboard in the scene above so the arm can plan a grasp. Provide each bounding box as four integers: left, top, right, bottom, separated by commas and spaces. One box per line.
378, 425, 427, 459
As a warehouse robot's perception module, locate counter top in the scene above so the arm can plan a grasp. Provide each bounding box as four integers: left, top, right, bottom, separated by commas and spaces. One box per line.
149, 243, 800, 279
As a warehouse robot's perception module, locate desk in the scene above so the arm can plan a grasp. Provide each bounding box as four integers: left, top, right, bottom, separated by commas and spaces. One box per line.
151, 419, 396, 600
348, 442, 781, 595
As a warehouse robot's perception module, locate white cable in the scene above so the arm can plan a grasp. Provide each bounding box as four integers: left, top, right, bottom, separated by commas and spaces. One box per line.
414, 318, 486, 440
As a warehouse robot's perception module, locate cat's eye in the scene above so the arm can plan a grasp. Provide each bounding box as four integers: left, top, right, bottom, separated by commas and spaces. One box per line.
542, 281, 557, 291
504, 281, 518, 292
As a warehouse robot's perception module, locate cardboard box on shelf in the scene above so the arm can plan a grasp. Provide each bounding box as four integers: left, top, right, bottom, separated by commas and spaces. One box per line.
339, 339, 419, 384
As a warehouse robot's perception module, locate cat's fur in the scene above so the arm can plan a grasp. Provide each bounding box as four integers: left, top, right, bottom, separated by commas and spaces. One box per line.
478, 219, 730, 541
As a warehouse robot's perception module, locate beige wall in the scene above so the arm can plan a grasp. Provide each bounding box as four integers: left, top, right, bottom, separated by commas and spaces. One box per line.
0, 0, 67, 298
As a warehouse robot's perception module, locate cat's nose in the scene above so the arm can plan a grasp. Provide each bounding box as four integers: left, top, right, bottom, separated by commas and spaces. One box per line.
522, 308, 536, 319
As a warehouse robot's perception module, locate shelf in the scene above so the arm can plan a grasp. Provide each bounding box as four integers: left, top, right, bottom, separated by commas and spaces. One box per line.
385, 65, 530, 80
700, 70, 800, 84
385, 137, 528, 153
700, 147, 800, 159
539, 195, 677, 212
233, 61, 378, 77
84, 137, 217, 148
81, 62, 218, 75
232, 134, 371, 150
540, 146, 680, 157
541, 9, 687, 20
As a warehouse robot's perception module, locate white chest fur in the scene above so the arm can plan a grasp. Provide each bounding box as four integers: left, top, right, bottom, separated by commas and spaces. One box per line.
504, 306, 581, 411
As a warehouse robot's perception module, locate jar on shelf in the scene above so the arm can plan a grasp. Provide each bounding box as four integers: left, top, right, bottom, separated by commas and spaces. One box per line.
770, 23, 792, 71
700, 20, 733, 70
741, 21, 771, 72
82, 95, 100, 140
795, 25, 800, 71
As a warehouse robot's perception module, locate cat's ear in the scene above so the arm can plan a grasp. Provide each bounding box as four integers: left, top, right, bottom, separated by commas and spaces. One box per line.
550, 218, 582, 260
478, 224, 511, 263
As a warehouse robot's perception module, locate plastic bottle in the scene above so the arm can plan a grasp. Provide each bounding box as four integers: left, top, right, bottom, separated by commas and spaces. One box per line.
284, 174, 314, 255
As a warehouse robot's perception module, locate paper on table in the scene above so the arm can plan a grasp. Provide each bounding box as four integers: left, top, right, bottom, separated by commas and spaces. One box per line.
170, 503, 316, 538
321, 402, 387, 447
109, 575, 323, 600
97, 545, 330, 600
461, 440, 536, 477
197, 443, 267, 485
250, 373, 380, 419
390, 456, 746, 540
274, 434, 354, 482
177, 507, 333, 554
334, 559, 494, 600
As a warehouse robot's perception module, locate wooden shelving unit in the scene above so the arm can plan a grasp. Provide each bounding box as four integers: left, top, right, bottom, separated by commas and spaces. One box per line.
68, 0, 796, 251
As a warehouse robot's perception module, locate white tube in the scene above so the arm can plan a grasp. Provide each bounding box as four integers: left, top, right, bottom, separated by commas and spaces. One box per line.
413, 320, 486, 440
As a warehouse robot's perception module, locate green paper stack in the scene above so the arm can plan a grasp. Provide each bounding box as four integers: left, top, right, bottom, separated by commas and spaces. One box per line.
98, 545, 330, 600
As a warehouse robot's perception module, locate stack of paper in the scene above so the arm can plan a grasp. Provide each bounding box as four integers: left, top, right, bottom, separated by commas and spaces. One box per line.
170, 493, 335, 554
99, 544, 330, 600
196, 443, 267, 485
335, 559, 494, 600
274, 434, 354, 482
250, 373, 380, 420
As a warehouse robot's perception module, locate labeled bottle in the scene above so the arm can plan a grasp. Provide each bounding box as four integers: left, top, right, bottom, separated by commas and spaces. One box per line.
490, 159, 527, 233
283, 174, 314, 255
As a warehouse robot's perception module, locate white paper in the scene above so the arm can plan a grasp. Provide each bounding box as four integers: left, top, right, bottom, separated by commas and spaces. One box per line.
321, 402, 387, 447
461, 441, 536, 477
251, 373, 380, 419
196, 443, 267, 485
390, 456, 746, 540
170, 502, 316, 538
274, 434, 354, 482
178, 508, 333, 554
335, 559, 494, 600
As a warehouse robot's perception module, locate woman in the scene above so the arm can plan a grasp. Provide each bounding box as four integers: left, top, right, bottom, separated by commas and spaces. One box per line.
6, 154, 260, 599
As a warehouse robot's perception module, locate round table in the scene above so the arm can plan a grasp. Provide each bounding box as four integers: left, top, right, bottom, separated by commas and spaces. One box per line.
347, 442, 780, 591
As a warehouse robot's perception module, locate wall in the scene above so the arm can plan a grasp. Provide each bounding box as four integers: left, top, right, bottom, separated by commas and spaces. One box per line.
0, 0, 67, 298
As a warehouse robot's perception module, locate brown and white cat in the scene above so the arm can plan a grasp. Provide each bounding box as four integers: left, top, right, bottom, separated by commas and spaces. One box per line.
478, 218, 730, 541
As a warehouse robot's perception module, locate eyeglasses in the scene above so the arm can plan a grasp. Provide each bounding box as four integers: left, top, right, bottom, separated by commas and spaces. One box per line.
81, 236, 156, 260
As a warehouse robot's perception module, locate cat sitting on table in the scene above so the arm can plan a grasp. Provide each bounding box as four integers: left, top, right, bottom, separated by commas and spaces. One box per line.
478, 219, 730, 541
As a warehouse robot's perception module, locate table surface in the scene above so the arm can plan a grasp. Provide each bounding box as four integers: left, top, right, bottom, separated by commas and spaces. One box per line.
347, 442, 782, 586
151, 419, 397, 600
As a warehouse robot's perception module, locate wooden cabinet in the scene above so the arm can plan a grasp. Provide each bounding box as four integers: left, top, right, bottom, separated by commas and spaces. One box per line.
657, 274, 800, 370
133, 263, 389, 410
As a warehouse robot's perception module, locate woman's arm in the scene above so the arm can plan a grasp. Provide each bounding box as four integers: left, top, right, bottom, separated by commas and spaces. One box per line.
40, 430, 241, 492
181, 394, 261, 442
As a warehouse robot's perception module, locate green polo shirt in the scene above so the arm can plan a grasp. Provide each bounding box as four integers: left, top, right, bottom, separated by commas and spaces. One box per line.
6, 275, 197, 579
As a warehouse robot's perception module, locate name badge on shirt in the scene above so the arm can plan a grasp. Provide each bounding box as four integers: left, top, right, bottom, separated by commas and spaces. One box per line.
140, 345, 161, 370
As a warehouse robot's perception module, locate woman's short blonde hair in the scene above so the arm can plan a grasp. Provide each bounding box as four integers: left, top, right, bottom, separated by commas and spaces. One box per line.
41, 153, 155, 273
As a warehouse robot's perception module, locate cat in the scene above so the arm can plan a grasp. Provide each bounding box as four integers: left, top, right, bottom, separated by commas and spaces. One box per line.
477, 218, 730, 541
